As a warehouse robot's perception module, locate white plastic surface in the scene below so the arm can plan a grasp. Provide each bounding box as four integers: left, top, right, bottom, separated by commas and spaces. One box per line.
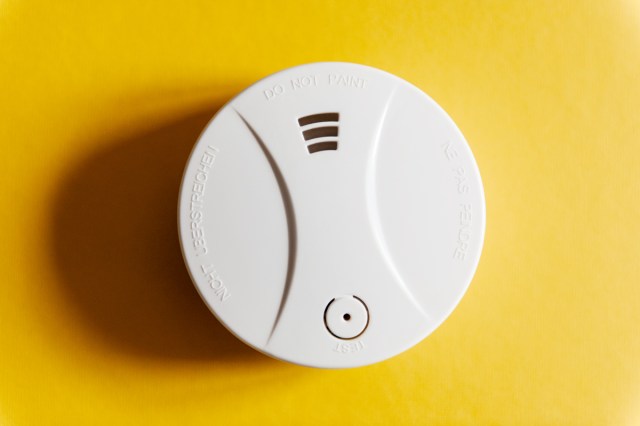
178, 62, 485, 368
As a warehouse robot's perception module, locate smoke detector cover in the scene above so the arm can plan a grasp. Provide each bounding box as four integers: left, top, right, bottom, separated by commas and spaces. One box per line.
178, 62, 485, 368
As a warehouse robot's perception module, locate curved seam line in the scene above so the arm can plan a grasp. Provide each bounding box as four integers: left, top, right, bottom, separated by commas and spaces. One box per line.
365, 86, 431, 321
233, 109, 298, 344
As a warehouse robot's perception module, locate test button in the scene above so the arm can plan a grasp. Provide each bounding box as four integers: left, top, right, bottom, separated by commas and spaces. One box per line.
324, 296, 369, 340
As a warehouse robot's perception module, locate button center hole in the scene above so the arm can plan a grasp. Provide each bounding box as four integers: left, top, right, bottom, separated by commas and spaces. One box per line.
343, 313, 351, 321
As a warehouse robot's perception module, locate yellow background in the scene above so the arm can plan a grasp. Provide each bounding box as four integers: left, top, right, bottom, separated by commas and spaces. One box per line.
1, 1, 639, 424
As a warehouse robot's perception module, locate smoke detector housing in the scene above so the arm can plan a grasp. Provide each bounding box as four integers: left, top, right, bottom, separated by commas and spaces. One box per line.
178, 62, 485, 368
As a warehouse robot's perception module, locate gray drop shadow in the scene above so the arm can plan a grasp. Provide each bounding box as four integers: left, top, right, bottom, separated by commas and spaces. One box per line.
49, 101, 268, 362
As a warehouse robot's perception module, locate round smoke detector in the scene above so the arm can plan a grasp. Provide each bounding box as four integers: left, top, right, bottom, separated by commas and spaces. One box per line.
178, 62, 485, 368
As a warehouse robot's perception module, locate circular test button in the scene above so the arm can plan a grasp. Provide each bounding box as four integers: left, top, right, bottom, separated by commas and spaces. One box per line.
324, 296, 369, 339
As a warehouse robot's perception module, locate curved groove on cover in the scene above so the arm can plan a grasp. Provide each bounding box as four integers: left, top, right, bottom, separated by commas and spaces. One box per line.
233, 109, 298, 343
364, 87, 431, 321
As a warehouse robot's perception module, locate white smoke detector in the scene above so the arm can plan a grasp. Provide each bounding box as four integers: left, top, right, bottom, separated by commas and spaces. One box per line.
178, 62, 485, 368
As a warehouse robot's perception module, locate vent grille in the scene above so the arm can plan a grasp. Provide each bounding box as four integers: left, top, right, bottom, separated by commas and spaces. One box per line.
298, 113, 339, 154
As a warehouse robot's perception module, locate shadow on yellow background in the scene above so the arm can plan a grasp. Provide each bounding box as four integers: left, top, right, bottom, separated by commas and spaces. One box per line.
49, 103, 266, 361
2, 0, 640, 424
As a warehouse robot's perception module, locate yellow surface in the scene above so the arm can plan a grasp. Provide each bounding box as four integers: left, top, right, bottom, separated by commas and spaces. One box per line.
1, 1, 639, 424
